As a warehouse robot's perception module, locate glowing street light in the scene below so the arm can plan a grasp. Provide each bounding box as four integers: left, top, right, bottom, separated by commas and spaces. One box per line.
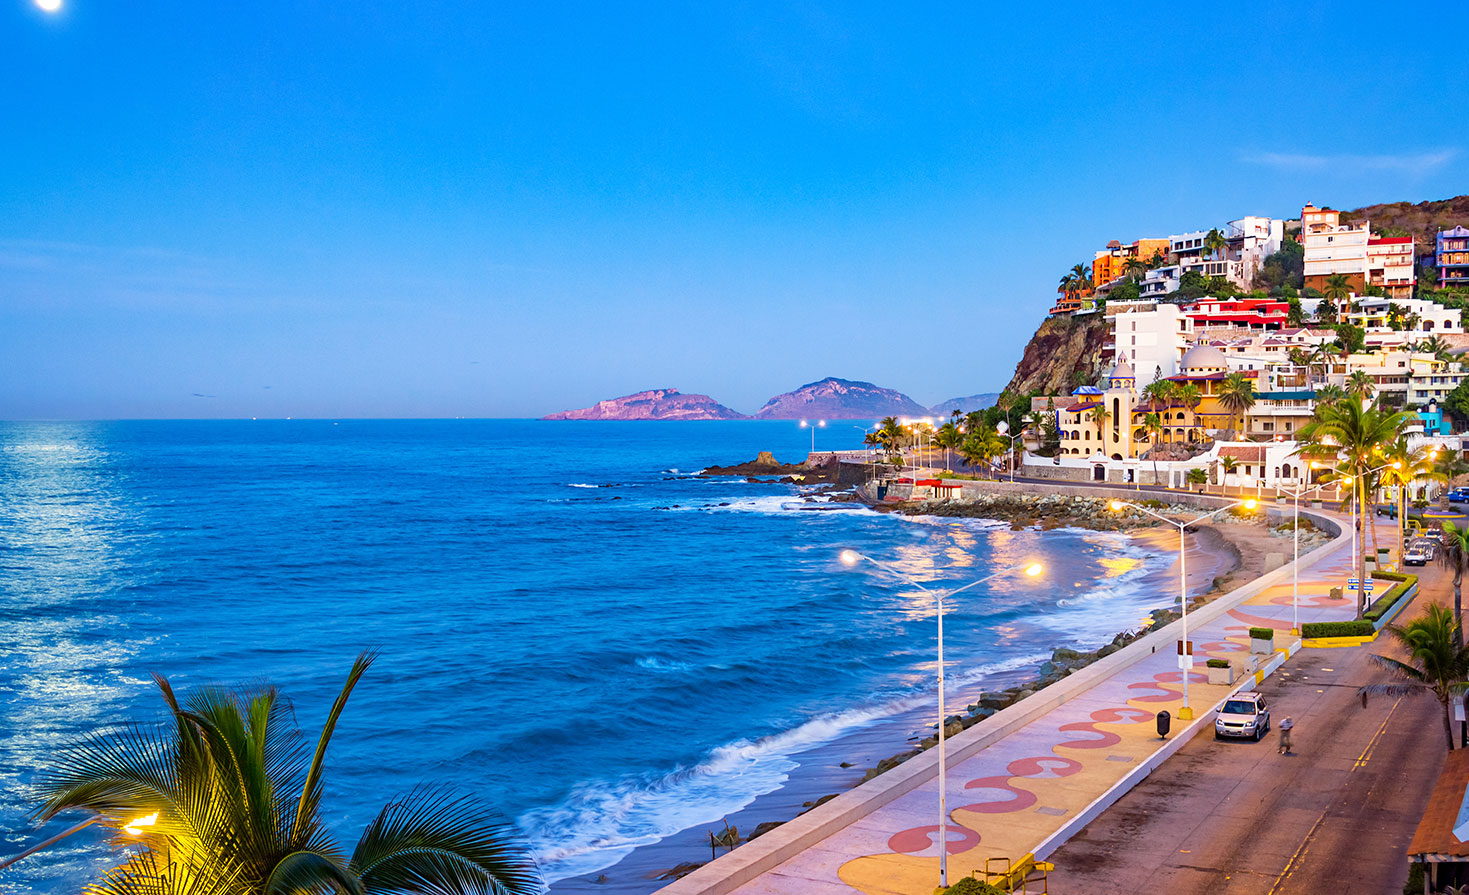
1109, 498, 1257, 719
799, 419, 826, 453
838, 550, 1044, 889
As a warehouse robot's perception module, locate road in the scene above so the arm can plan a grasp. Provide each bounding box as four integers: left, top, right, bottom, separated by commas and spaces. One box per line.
1044, 564, 1450, 894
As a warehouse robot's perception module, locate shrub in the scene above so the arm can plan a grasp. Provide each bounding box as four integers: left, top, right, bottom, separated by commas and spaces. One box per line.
1140, 498, 1166, 509
1363, 574, 1416, 621
943, 877, 1007, 895
1248, 627, 1275, 640
1206, 658, 1229, 668
1302, 620, 1375, 638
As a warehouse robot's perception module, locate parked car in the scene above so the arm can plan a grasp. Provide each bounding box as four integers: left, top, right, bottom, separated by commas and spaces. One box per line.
1215, 692, 1271, 741
1404, 543, 1432, 566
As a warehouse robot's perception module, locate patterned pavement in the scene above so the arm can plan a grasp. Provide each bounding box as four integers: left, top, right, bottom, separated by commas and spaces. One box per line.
726, 526, 1359, 895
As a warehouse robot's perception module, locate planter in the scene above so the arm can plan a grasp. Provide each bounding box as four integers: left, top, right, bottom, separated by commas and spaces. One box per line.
1207, 664, 1236, 685
1329, 586, 1344, 600
1249, 627, 1276, 654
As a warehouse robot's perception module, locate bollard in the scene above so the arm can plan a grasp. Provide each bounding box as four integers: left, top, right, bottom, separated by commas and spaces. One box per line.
1156, 710, 1171, 739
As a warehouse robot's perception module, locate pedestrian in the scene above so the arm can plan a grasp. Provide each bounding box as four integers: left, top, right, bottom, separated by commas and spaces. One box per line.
1278, 716, 1294, 754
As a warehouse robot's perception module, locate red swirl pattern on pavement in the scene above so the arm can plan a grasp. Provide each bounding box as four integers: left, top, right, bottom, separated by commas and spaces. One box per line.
887, 823, 982, 855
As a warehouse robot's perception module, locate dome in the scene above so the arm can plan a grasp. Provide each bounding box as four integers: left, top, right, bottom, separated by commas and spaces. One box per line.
1180, 345, 1229, 372
1109, 359, 1135, 381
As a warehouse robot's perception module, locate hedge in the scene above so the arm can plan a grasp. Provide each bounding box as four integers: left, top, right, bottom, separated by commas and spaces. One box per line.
943, 878, 1007, 895
1301, 620, 1375, 638
1206, 658, 1230, 668
1248, 627, 1275, 640
1364, 572, 1417, 622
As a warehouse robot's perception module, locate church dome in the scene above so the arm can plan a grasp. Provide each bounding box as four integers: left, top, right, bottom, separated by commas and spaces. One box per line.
1109, 359, 1135, 382
1180, 345, 1229, 372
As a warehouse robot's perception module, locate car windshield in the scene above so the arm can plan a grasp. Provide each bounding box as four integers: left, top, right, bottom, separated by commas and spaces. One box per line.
1222, 700, 1257, 715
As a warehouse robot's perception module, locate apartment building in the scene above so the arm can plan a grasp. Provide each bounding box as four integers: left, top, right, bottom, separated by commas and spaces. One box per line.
1346, 297, 1460, 333
1188, 297, 1290, 332
1439, 226, 1469, 288
1409, 357, 1469, 407
1104, 300, 1193, 382
1092, 238, 1170, 290
1300, 203, 1416, 298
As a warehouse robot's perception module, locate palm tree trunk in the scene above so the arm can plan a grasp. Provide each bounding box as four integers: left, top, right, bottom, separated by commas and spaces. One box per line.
1357, 478, 1368, 620
1398, 484, 1405, 572
1445, 697, 1457, 750
1457, 571, 1464, 648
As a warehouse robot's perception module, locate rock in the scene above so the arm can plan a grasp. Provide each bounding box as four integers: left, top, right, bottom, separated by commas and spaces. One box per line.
749, 821, 785, 840
753, 377, 927, 420
1097, 643, 1119, 658
656, 862, 707, 881
544, 388, 748, 421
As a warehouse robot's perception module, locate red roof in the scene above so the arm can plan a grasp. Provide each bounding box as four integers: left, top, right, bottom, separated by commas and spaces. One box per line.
1369, 237, 1413, 245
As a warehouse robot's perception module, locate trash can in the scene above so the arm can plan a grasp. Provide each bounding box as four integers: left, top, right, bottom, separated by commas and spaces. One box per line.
1156, 710, 1171, 739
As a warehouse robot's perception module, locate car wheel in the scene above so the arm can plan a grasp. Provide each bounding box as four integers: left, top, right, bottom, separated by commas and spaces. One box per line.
1214, 731, 1222, 740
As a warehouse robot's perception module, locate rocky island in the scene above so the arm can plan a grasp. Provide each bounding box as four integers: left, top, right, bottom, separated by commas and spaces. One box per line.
753, 377, 927, 420
543, 388, 748, 421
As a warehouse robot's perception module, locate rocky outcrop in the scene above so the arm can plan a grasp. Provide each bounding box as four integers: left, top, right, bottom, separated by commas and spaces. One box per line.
1341, 194, 1469, 257
544, 389, 748, 421
1001, 313, 1111, 398
753, 377, 927, 420
928, 393, 1000, 417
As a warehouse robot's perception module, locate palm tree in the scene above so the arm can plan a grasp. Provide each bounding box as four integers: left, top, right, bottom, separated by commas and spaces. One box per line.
1203, 228, 1228, 265
1186, 467, 1208, 491
1217, 371, 1256, 435
1442, 522, 1469, 643
1070, 263, 1093, 295
877, 416, 904, 459
1307, 342, 1337, 383
1088, 405, 1110, 445
1174, 382, 1202, 437
1419, 335, 1453, 361
958, 428, 1005, 476
1219, 455, 1239, 492
1360, 604, 1469, 749
1346, 370, 1375, 402
1314, 383, 1347, 406
1323, 273, 1353, 304
1298, 400, 1413, 618
1123, 256, 1148, 281
936, 421, 962, 471
1141, 379, 1177, 410
1437, 450, 1469, 511
1381, 438, 1440, 574
1142, 411, 1165, 485
34, 653, 541, 895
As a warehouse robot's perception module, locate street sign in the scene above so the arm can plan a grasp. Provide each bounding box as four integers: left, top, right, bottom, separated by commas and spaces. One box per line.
1178, 653, 1195, 670
1176, 640, 1193, 655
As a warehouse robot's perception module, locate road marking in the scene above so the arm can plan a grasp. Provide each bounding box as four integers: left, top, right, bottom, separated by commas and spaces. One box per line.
1266, 696, 1403, 894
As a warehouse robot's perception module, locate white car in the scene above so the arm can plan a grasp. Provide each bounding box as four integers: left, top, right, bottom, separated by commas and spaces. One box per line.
1405, 543, 1431, 566
1215, 692, 1271, 741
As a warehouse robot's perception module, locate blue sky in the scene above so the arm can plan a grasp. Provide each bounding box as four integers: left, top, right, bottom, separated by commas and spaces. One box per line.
2, 1, 1464, 418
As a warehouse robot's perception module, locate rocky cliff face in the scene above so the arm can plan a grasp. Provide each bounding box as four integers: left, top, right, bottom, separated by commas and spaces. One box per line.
1002, 313, 1111, 398
753, 377, 927, 420
544, 389, 749, 421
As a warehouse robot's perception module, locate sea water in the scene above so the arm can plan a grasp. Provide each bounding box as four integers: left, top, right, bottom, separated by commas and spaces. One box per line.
0, 420, 1191, 892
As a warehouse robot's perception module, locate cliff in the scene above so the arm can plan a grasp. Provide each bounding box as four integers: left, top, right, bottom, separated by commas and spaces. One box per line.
1341, 194, 1469, 256
544, 389, 749, 421
753, 377, 927, 420
1001, 313, 1111, 398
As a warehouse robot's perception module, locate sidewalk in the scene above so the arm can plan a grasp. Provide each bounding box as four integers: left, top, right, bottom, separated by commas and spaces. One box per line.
717, 519, 1362, 895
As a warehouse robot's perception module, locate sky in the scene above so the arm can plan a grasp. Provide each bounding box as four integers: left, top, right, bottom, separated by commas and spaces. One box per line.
3, 1, 1466, 419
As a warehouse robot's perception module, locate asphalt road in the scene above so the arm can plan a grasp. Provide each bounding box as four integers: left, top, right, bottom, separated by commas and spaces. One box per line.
1044, 564, 1451, 895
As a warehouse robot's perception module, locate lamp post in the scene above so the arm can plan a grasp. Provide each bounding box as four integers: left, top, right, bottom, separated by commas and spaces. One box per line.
799, 419, 826, 454
1109, 497, 1258, 719
996, 418, 1031, 483
1275, 479, 1339, 634
0, 812, 157, 872
838, 550, 1044, 890
1311, 457, 1401, 614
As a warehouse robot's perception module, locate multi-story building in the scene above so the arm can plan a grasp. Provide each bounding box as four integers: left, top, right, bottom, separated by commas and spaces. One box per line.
1409, 357, 1469, 408
1244, 390, 1315, 441
1300, 203, 1416, 298
1104, 300, 1193, 383
1225, 216, 1286, 287
1092, 238, 1170, 290
1345, 297, 1461, 333
1439, 226, 1469, 288
1139, 217, 1285, 297
1188, 297, 1291, 332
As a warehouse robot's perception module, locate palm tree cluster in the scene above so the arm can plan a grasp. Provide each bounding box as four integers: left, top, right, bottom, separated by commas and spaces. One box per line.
34, 653, 541, 895
1057, 263, 1093, 304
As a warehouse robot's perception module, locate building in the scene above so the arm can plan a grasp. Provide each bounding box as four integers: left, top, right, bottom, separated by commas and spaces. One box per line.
1345, 297, 1460, 334
1225, 216, 1286, 287
1300, 203, 1416, 298
1439, 226, 1469, 288
1188, 297, 1291, 332
1409, 356, 1469, 408
1407, 749, 1469, 891
1092, 238, 1170, 290
1243, 390, 1315, 441
1104, 300, 1193, 383
1165, 344, 1258, 432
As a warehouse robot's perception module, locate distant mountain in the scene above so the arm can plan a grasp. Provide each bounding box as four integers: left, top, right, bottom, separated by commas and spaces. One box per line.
928, 393, 1001, 417
753, 377, 927, 420
544, 388, 749, 421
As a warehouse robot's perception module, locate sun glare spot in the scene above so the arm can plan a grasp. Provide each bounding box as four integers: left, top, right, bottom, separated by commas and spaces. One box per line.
35, 0, 63, 13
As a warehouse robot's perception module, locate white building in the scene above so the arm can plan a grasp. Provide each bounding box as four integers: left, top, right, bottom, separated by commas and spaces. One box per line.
1104, 300, 1193, 383
1300, 203, 1416, 299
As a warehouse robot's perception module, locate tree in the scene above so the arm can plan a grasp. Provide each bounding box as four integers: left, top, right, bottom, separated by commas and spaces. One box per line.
877, 416, 904, 459
1141, 378, 1177, 409
1287, 298, 1304, 326
936, 421, 962, 471
1177, 269, 1210, 299
1142, 412, 1165, 484
959, 428, 1006, 475
34, 653, 541, 895
1186, 467, 1208, 489
1419, 335, 1453, 360
1298, 400, 1413, 617
1334, 322, 1366, 355
1204, 228, 1227, 264
1219, 454, 1239, 490
1123, 256, 1149, 281
1360, 604, 1469, 749
1217, 371, 1256, 434
1315, 297, 1339, 323
1108, 279, 1140, 304
1174, 382, 1203, 435
1448, 379, 1469, 430
1346, 370, 1376, 402
1256, 238, 1305, 294
1442, 522, 1469, 642
1088, 405, 1110, 444
1381, 438, 1440, 574
1323, 273, 1354, 303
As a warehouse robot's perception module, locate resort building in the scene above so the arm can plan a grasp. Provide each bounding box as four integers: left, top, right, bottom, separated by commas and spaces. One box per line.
1300, 203, 1416, 298
1439, 226, 1469, 288
1092, 238, 1170, 290
1409, 357, 1469, 408
1187, 297, 1290, 332
1104, 300, 1193, 383
1366, 236, 1417, 297
1345, 297, 1460, 333
1164, 345, 1253, 432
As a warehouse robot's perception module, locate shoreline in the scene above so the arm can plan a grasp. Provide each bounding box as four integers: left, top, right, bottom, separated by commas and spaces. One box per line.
546, 505, 1321, 893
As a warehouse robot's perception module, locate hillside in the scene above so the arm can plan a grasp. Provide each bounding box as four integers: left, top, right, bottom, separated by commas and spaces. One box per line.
544, 389, 748, 420
753, 377, 927, 420
1001, 313, 1111, 398
1342, 194, 1469, 255
929, 393, 1000, 416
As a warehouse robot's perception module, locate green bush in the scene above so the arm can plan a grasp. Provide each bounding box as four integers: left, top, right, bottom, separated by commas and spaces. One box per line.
1302, 620, 1375, 638
1364, 573, 1417, 621
1248, 627, 1275, 640
1206, 658, 1229, 668
1140, 498, 1165, 509
943, 877, 1007, 895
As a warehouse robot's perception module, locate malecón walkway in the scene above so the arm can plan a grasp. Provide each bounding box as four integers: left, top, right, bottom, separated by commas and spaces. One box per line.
659, 500, 1360, 895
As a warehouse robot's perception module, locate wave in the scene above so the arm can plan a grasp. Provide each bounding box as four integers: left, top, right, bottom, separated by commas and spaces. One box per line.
567, 483, 600, 489
635, 655, 696, 674
518, 652, 1053, 884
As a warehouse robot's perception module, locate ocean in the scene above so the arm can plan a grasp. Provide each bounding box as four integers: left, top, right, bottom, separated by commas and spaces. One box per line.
0, 420, 1209, 892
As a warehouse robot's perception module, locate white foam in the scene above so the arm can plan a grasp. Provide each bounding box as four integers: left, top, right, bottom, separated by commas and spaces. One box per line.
635, 656, 696, 674
567, 483, 600, 489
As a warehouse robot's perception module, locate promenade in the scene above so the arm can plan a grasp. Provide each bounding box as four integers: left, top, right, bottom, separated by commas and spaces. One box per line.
663, 501, 1363, 895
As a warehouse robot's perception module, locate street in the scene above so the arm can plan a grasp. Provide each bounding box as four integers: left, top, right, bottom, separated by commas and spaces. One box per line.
1045, 563, 1451, 894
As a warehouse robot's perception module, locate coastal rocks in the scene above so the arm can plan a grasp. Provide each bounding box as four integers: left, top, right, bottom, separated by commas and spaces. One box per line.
702, 452, 841, 484
905, 493, 1181, 531
543, 388, 748, 421
753, 377, 927, 420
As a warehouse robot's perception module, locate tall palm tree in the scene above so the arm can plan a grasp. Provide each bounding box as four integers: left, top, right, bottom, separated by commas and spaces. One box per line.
1219, 455, 1239, 492
1174, 382, 1202, 437
1123, 256, 1149, 281
1360, 604, 1469, 749
1314, 383, 1347, 406
1381, 438, 1441, 573
1436, 450, 1469, 511
1217, 371, 1256, 435
958, 428, 1005, 477
1442, 522, 1469, 644
936, 421, 962, 472
1323, 273, 1353, 304
1203, 228, 1228, 265
1307, 342, 1337, 383
1346, 370, 1376, 402
1298, 400, 1413, 618
877, 416, 904, 458
1141, 379, 1177, 410
1142, 411, 1165, 485
1088, 405, 1110, 445
34, 653, 541, 895
1070, 263, 1093, 296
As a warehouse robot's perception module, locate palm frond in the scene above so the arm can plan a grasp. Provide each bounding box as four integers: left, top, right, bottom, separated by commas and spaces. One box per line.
262, 849, 362, 895
351, 786, 541, 895
295, 651, 377, 843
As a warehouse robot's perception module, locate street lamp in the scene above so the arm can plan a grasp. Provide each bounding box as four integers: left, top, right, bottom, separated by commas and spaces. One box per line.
839, 550, 1044, 889
1276, 479, 1338, 634
1311, 457, 1401, 613
799, 419, 826, 454
1109, 498, 1258, 720
0, 812, 159, 872
996, 418, 1031, 483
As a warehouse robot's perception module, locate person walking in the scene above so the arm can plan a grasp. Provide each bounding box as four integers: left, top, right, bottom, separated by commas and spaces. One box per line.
1278, 716, 1294, 754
